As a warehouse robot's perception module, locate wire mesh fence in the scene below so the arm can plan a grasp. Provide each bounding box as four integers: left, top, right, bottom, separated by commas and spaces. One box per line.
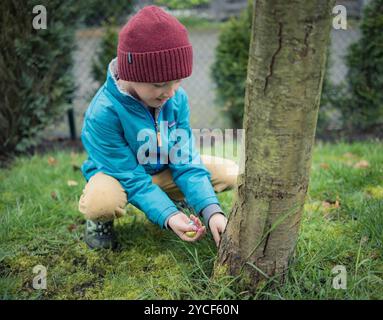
43, 0, 367, 140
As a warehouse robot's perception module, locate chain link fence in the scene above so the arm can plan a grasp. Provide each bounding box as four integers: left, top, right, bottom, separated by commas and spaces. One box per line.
43, 0, 367, 140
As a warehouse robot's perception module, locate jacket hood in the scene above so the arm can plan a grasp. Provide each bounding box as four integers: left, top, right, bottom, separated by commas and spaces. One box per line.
105, 58, 145, 107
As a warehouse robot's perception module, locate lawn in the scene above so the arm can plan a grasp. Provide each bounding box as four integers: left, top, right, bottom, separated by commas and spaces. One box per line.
0, 140, 382, 299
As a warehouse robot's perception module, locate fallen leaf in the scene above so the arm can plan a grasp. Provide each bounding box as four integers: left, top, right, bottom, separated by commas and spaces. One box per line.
322, 197, 341, 211
343, 152, 357, 159
68, 224, 77, 232
354, 160, 369, 169
48, 156, 57, 166
324, 198, 337, 205
67, 180, 78, 187
320, 163, 330, 169
322, 201, 331, 209
51, 191, 58, 200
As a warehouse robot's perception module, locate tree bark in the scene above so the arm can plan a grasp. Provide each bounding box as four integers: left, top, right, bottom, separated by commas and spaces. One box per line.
215, 0, 335, 288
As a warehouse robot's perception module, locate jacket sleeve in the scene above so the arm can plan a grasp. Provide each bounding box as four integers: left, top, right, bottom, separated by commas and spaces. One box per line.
81, 109, 179, 229
168, 93, 221, 215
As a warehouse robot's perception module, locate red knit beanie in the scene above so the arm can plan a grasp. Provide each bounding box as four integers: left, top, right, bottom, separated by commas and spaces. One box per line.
117, 5, 193, 82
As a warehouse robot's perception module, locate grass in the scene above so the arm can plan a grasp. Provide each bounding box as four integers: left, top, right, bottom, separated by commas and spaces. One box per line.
0, 140, 382, 299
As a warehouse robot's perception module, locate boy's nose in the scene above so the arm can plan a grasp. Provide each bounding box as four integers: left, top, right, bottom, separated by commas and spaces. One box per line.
164, 86, 176, 98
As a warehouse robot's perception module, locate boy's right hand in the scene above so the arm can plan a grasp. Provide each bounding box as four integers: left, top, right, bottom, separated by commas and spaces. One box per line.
167, 212, 206, 242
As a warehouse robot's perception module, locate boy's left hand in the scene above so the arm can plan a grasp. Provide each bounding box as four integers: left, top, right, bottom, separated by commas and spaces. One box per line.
209, 213, 228, 247
168, 212, 206, 242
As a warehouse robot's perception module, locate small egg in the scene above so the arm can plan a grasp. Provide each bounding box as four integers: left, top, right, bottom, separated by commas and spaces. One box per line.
185, 220, 197, 238
185, 231, 197, 237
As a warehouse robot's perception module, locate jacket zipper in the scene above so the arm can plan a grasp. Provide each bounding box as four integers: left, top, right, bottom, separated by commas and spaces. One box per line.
114, 80, 164, 170
141, 105, 163, 171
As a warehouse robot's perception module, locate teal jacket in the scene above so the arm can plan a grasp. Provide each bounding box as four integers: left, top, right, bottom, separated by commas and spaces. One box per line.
80, 60, 222, 228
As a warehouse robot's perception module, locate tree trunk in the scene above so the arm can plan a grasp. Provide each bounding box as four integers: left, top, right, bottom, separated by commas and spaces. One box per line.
215, 0, 335, 288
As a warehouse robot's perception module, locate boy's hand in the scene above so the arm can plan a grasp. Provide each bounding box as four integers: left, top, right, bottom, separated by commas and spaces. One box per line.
209, 213, 228, 247
168, 212, 206, 242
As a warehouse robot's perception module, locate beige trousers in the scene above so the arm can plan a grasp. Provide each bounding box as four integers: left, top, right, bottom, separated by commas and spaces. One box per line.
78, 155, 239, 221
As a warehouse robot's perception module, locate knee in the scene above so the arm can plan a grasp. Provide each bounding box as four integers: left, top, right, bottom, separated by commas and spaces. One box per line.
79, 172, 127, 221
218, 159, 239, 191
201, 155, 239, 192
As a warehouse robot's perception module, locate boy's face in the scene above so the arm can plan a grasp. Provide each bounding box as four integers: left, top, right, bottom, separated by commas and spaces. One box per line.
121, 79, 182, 108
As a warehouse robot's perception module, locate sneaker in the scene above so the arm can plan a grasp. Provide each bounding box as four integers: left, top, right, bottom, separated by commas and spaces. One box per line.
84, 220, 117, 250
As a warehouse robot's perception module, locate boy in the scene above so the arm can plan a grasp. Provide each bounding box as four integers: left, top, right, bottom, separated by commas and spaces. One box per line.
79, 6, 238, 249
